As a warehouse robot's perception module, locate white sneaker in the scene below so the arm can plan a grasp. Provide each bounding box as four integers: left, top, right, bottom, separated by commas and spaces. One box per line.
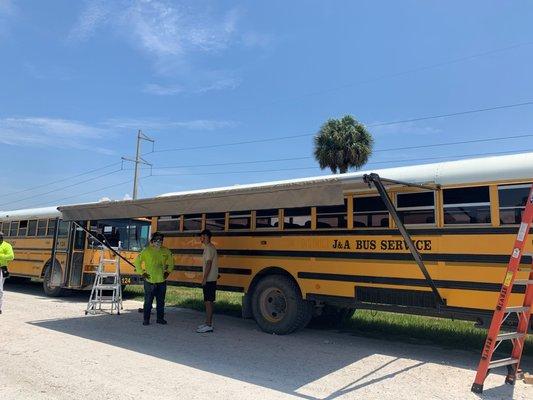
196, 324, 213, 333
197, 323, 207, 329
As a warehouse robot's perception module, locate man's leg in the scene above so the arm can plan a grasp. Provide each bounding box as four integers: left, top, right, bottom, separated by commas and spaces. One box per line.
143, 281, 155, 323
0, 270, 4, 313
155, 282, 167, 323
205, 301, 213, 326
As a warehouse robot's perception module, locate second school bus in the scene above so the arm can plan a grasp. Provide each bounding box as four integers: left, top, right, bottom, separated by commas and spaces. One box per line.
54, 152, 533, 334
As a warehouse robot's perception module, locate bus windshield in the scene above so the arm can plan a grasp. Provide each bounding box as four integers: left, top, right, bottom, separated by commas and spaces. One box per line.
89, 219, 150, 251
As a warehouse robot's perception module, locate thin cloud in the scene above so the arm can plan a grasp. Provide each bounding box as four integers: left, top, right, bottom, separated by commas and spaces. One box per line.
70, 0, 240, 73
105, 118, 238, 131
371, 121, 442, 137
144, 77, 241, 96
0, 117, 114, 155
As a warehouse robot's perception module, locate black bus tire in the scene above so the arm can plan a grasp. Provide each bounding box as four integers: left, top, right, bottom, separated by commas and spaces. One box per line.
251, 275, 311, 335
43, 262, 65, 297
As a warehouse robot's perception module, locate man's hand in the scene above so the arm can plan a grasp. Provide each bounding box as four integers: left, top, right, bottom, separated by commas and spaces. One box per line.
142, 272, 151, 280
201, 277, 207, 286
163, 271, 170, 279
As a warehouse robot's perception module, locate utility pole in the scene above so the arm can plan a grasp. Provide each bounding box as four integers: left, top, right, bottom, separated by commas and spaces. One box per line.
122, 130, 154, 200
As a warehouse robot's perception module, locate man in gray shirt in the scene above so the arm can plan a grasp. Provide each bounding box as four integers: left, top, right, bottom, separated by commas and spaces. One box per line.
197, 229, 218, 333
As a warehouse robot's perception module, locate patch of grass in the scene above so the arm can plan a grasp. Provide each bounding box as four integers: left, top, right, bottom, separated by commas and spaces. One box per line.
124, 286, 532, 356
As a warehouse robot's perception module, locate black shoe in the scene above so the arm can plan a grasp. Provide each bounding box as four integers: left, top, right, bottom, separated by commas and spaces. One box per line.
156, 319, 167, 325
143, 320, 150, 326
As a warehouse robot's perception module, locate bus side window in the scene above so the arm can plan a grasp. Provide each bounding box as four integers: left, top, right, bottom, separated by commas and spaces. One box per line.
443, 186, 491, 225
37, 219, 47, 236
396, 192, 435, 225
1, 222, 9, 235
205, 213, 225, 231
157, 216, 181, 232
183, 214, 202, 231
9, 221, 18, 237
47, 219, 56, 237
316, 200, 347, 229
58, 220, 70, 237
284, 207, 311, 229
229, 211, 251, 230
28, 220, 38, 236
353, 196, 388, 228
18, 220, 28, 236
255, 209, 280, 229
498, 183, 531, 224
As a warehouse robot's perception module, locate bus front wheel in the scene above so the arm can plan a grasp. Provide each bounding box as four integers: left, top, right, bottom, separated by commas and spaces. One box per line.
43, 262, 65, 297
251, 275, 312, 335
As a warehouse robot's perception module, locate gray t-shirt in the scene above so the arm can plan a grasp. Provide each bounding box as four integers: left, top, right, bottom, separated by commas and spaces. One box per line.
202, 243, 218, 282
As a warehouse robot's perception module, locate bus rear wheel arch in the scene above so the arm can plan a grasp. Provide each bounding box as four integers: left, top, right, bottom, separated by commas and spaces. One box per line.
42, 260, 65, 297
250, 274, 312, 335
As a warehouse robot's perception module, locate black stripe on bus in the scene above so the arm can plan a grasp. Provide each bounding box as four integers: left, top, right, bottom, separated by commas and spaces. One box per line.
167, 280, 244, 292
297, 272, 527, 293
162, 226, 531, 237
170, 248, 532, 265
12, 258, 45, 263
12, 247, 52, 252
173, 265, 252, 275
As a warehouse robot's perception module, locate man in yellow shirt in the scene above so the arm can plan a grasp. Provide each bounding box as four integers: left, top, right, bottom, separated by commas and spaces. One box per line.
0, 232, 15, 315
134, 232, 173, 325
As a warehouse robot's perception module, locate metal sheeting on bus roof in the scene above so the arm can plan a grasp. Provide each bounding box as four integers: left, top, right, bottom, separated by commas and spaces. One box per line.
58, 179, 347, 221
0, 206, 61, 222
58, 151, 533, 221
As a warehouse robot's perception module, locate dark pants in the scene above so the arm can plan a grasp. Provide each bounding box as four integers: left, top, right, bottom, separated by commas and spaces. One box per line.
143, 281, 167, 322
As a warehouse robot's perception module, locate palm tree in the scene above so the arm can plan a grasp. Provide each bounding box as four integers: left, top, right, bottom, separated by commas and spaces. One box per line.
314, 115, 373, 173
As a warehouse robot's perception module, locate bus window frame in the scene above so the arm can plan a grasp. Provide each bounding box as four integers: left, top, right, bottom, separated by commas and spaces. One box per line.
228, 211, 252, 230
316, 200, 348, 230
353, 194, 390, 229
442, 186, 491, 226
497, 183, 531, 225
283, 206, 312, 230
254, 208, 281, 230
396, 190, 436, 227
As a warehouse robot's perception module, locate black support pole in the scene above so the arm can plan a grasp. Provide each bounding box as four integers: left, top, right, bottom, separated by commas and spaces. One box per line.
363, 173, 445, 307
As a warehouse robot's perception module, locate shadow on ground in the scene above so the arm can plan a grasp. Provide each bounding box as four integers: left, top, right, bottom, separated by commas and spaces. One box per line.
8, 281, 528, 399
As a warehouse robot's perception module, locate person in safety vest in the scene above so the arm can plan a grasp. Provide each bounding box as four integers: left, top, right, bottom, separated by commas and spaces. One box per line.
134, 232, 173, 326
0, 232, 15, 314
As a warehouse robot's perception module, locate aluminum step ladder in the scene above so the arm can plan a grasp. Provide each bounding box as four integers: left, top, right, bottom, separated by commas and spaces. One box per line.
85, 251, 123, 315
471, 183, 533, 393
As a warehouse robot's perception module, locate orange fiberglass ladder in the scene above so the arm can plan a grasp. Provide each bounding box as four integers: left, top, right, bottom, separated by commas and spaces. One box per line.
471, 183, 533, 394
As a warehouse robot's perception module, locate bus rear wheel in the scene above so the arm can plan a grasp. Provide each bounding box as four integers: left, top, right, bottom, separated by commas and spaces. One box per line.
251, 275, 312, 335
43, 262, 65, 297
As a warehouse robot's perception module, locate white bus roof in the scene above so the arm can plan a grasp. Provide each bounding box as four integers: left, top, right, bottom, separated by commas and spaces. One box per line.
0, 206, 61, 222
58, 152, 533, 221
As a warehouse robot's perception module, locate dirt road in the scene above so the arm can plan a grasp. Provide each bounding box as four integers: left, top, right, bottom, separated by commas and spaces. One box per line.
0, 282, 531, 399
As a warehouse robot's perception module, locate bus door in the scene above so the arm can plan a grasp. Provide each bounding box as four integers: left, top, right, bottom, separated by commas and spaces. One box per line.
65, 221, 87, 288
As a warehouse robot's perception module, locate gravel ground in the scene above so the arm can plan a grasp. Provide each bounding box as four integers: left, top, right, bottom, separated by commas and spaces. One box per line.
0, 282, 531, 400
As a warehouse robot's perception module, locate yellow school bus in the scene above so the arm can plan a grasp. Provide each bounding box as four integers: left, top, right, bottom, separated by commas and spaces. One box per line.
58, 152, 533, 334
0, 207, 150, 296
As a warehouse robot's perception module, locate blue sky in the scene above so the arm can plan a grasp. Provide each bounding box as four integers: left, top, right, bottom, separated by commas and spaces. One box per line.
0, 0, 532, 210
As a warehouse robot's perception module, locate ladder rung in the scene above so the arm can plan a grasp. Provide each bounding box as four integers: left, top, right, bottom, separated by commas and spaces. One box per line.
514, 279, 533, 285
496, 332, 526, 341
101, 259, 118, 263
488, 357, 519, 369
96, 284, 120, 289
97, 272, 119, 277
505, 306, 530, 314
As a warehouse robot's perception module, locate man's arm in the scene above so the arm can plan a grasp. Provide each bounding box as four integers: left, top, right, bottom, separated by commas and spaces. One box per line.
163, 249, 173, 279
202, 260, 212, 286
133, 251, 149, 278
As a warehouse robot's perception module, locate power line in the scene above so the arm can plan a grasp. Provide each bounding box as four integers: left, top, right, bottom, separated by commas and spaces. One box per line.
148, 148, 532, 177
148, 100, 533, 155
2, 161, 122, 198
0, 169, 124, 208
234, 41, 533, 110
32, 178, 135, 209
146, 132, 533, 170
